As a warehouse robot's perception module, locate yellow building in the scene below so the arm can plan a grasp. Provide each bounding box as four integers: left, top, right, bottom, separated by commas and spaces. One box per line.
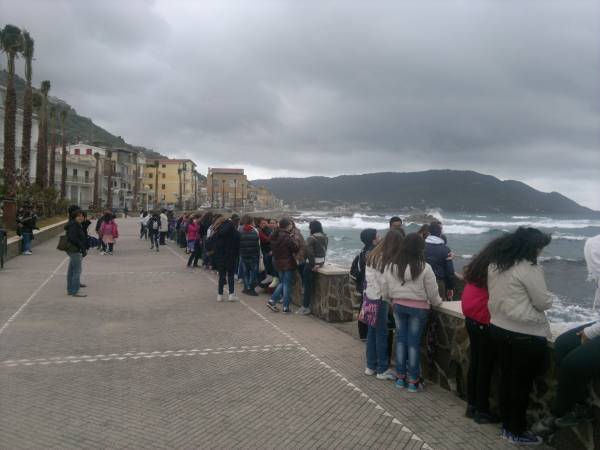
207, 168, 249, 209
146, 159, 198, 209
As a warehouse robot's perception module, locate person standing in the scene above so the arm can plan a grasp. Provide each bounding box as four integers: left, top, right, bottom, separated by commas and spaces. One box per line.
139, 210, 149, 240
186, 215, 202, 267
488, 227, 552, 446
99, 212, 119, 255
210, 216, 241, 302
351, 229, 379, 340
389, 216, 403, 231
298, 220, 328, 315
424, 221, 455, 300
258, 219, 274, 276
159, 209, 168, 245
384, 233, 443, 392
239, 215, 261, 296
17, 207, 38, 255
147, 210, 161, 252
267, 218, 300, 313
65, 209, 88, 297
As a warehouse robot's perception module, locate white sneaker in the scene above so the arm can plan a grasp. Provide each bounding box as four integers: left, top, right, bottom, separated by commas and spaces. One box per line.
228, 294, 239, 302
364, 368, 376, 376
376, 370, 397, 381
100, 251, 105, 255
217, 294, 223, 302
23, 251, 33, 255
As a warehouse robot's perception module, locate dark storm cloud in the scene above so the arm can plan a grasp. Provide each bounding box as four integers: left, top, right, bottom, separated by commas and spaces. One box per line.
1, 0, 599, 208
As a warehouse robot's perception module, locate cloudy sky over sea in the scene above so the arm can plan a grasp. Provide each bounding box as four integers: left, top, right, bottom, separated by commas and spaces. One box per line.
2, 1, 599, 208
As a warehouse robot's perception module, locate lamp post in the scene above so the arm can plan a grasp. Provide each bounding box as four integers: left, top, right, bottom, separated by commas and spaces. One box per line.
233, 179, 237, 210
177, 165, 183, 210
221, 179, 225, 209
93, 152, 100, 210
106, 150, 113, 209
154, 161, 159, 208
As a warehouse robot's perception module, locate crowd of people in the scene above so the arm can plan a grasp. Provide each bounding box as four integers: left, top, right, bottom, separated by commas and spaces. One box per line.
54, 206, 600, 446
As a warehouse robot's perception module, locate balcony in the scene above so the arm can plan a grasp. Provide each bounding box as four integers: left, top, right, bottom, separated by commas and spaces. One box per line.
66, 176, 94, 184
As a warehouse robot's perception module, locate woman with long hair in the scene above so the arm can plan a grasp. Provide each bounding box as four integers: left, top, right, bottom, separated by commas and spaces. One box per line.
209, 215, 240, 302
267, 218, 300, 313
298, 220, 328, 315
364, 230, 402, 380
487, 227, 552, 446
461, 236, 504, 423
382, 233, 442, 392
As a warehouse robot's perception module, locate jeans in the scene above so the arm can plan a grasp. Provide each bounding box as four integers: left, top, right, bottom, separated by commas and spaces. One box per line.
67, 252, 82, 295
187, 241, 202, 266
140, 224, 147, 239
552, 322, 600, 417
393, 303, 430, 382
21, 232, 33, 253
491, 325, 548, 434
159, 231, 166, 245
465, 318, 497, 414
218, 267, 235, 295
241, 258, 258, 291
302, 264, 315, 308
149, 231, 160, 249
366, 300, 390, 374
271, 270, 294, 308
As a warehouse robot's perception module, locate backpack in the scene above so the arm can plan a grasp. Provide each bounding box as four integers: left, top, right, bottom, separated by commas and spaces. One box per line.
149, 217, 161, 231
350, 249, 368, 293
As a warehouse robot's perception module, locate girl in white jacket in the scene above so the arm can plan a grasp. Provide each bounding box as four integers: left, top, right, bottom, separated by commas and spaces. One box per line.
383, 233, 442, 393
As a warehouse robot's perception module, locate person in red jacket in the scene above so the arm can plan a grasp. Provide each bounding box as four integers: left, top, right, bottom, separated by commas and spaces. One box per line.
461, 237, 502, 424
99, 212, 119, 255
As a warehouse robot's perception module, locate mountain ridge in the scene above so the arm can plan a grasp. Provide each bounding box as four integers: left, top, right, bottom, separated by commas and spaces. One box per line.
252, 170, 597, 215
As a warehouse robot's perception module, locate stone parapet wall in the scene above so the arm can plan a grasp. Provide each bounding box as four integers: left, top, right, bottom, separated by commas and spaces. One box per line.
424, 302, 599, 450
4, 220, 68, 261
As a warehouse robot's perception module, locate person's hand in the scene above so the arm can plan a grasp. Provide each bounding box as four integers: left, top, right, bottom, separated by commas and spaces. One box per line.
577, 330, 589, 345
446, 290, 454, 300
447, 252, 455, 260
312, 266, 320, 272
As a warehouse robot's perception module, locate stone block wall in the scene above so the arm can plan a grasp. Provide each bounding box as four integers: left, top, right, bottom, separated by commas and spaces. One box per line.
423, 303, 600, 450
5, 220, 68, 261
290, 264, 355, 322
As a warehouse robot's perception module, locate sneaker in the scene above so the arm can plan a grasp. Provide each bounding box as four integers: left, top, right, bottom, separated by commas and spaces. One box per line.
150, 246, 154, 250
267, 300, 280, 312
298, 307, 311, 315
364, 368, 376, 376
505, 430, 543, 446
474, 411, 500, 424
282, 306, 291, 313
23, 251, 33, 255
407, 380, 423, 393
532, 416, 557, 438
555, 404, 593, 428
228, 294, 239, 302
70, 293, 87, 298
395, 378, 407, 389
248, 290, 259, 297
79, 284, 87, 288
465, 404, 476, 419
100, 251, 106, 255
376, 370, 396, 381
217, 294, 223, 302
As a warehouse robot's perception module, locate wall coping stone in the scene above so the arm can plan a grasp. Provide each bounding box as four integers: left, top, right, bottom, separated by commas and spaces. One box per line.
315, 263, 349, 276
7, 219, 68, 245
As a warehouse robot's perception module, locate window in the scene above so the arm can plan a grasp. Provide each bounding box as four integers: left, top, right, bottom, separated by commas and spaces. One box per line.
162, 164, 166, 168
84, 170, 89, 179
161, 184, 166, 190
148, 173, 153, 178
72, 169, 78, 176
162, 173, 166, 179
86, 149, 92, 155
74, 148, 80, 155
149, 184, 153, 190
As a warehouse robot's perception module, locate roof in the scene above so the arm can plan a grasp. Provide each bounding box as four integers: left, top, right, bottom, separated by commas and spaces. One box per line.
209, 168, 244, 175
153, 159, 196, 165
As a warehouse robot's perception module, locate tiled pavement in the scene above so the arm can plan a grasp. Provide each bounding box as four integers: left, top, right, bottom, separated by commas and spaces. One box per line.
0, 218, 519, 449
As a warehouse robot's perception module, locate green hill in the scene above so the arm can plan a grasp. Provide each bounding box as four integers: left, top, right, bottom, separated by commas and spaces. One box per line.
1, 70, 166, 160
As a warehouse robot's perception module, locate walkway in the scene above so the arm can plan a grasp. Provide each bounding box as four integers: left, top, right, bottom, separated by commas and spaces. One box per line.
0, 218, 516, 449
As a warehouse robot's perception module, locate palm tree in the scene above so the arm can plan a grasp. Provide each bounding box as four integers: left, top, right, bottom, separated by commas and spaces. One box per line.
48, 107, 57, 188
20, 30, 34, 184
1, 24, 23, 229
60, 110, 68, 198
93, 152, 100, 210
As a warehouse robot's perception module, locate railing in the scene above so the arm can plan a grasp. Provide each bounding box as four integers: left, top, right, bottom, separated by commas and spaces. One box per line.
65, 176, 94, 184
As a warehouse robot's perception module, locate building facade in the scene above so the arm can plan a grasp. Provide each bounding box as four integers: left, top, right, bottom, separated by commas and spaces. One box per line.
145, 159, 198, 209
207, 168, 249, 209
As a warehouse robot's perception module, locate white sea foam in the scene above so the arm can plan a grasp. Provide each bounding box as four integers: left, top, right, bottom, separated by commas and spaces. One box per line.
443, 217, 600, 230
553, 233, 588, 241
547, 293, 600, 326
443, 224, 490, 235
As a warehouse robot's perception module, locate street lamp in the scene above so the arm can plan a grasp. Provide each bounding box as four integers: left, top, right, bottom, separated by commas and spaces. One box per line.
221, 179, 225, 209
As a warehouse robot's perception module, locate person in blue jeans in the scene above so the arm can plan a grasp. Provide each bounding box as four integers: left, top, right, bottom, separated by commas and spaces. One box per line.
65, 209, 88, 298
363, 230, 399, 380
267, 218, 299, 313
381, 233, 443, 392
17, 208, 38, 255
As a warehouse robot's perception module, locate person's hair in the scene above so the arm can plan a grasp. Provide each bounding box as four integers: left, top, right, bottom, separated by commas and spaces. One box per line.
279, 218, 292, 229
241, 214, 253, 226
388, 233, 426, 284
429, 222, 442, 237
70, 209, 83, 220
489, 227, 551, 272
417, 224, 430, 238
389, 216, 402, 227
212, 216, 227, 230
366, 239, 385, 271
379, 229, 407, 274
103, 211, 113, 221
360, 228, 377, 247
68, 204, 80, 216
463, 236, 505, 288
309, 220, 323, 235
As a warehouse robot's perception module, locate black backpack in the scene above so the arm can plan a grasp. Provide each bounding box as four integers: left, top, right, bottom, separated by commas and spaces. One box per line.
350, 249, 368, 293
149, 217, 161, 231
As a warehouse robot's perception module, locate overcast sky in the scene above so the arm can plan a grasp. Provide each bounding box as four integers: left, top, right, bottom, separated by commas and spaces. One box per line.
1, 0, 599, 209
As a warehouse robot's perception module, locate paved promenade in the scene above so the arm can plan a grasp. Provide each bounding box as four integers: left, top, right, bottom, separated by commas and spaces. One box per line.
0, 218, 517, 449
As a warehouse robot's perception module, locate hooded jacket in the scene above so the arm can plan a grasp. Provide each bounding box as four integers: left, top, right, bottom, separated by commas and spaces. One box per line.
305, 232, 328, 268
239, 224, 260, 262
583, 235, 600, 339
424, 235, 455, 290
487, 261, 552, 338
212, 220, 241, 270
65, 220, 87, 254
271, 229, 300, 272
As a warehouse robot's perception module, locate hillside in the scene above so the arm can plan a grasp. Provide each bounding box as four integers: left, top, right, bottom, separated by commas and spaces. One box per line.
252, 170, 597, 215
1, 70, 166, 160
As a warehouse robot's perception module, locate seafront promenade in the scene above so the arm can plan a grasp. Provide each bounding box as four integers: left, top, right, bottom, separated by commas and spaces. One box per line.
0, 218, 519, 449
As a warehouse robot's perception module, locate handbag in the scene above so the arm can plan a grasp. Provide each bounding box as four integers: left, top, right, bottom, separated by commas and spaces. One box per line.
57, 235, 70, 252
357, 294, 382, 327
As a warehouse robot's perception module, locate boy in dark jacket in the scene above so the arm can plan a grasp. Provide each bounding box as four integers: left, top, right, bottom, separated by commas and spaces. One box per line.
424, 221, 455, 300
267, 218, 300, 313
351, 228, 379, 340
17, 207, 38, 255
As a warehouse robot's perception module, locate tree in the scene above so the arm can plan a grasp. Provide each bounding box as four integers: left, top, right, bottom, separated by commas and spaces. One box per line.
1, 24, 23, 229
93, 152, 100, 210
48, 106, 57, 188
60, 109, 68, 198
35, 80, 51, 188
20, 30, 34, 184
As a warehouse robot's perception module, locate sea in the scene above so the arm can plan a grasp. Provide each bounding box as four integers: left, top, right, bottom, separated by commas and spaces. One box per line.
295, 211, 600, 328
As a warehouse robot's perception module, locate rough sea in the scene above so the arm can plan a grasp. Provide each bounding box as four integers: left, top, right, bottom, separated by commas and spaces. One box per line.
295, 211, 600, 328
